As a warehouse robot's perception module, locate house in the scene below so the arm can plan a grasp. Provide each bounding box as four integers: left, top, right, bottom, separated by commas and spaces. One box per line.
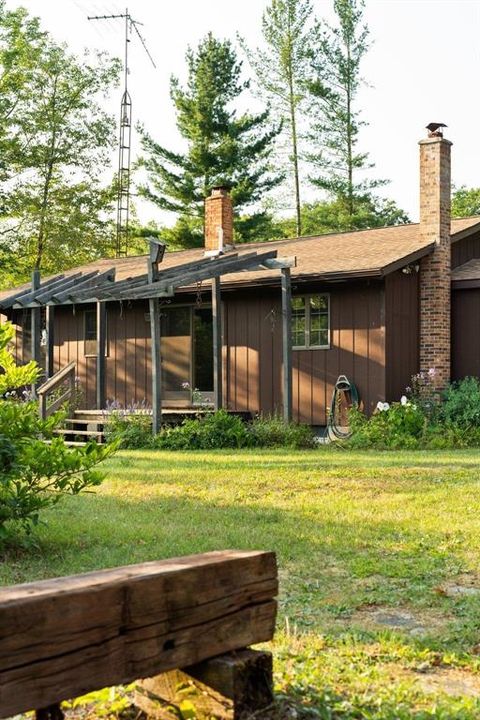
1, 127, 480, 427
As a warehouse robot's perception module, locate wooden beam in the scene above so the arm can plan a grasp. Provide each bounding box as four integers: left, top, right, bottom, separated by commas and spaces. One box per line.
136, 649, 274, 720
212, 276, 222, 410
53, 269, 115, 304
0, 274, 64, 310
96, 301, 107, 410
15, 273, 84, 308
281, 268, 292, 423
260, 256, 297, 270
118, 251, 278, 301
31, 270, 41, 392
45, 305, 55, 379
150, 297, 162, 434
0, 550, 278, 718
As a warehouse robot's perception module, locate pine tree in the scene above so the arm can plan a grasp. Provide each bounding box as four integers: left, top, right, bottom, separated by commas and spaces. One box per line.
308, 0, 384, 229
240, 0, 319, 237
138, 33, 282, 247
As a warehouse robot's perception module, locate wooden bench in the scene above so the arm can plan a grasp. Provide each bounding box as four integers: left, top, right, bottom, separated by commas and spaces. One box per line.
0, 550, 278, 720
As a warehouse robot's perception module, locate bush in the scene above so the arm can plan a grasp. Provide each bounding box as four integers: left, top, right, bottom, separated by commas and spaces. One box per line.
348, 400, 426, 449
0, 321, 114, 541
250, 415, 316, 449
156, 410, 252, 450
441, 376, 480, 429
104, 409, 154, 449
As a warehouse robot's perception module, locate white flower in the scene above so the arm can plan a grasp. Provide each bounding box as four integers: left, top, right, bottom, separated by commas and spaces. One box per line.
376, 401, 390, 412
376, 401, 384, 411
383, 402, 390, 411
400, 395, 408, 406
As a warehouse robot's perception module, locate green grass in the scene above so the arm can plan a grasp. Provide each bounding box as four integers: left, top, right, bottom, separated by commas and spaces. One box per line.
3, 448, 480, 718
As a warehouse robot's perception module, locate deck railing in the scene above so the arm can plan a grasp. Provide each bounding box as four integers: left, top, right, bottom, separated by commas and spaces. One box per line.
37, 361, 76, 420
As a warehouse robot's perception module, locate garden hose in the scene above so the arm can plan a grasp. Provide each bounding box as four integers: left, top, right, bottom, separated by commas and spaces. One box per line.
326, 374, 359, 441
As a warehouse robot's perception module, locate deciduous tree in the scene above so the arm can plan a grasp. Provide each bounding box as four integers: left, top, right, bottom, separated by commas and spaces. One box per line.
241, 0, 319, 236
308, 0, 384, 229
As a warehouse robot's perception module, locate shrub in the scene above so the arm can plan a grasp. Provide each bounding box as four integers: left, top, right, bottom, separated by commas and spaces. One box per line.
104, 407, 154, 449
250, 415, 316, 449
441, 376, 480, 429
155, 410, 252, 450
348, 400, 426, 449
0, 321, 114, 541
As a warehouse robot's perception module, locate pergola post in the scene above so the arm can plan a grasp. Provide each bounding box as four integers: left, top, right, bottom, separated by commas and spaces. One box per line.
96, 301, 107, 409
148, 239, 165, 435
212, 276, 223, 410
45, 305, 55, 379
149, 298, 162, 434
31, 269, 41, 393
281, 267, 292, 423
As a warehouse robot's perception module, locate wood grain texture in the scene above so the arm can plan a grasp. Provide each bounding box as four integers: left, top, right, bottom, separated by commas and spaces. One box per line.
0, 550, 277, 718
136, 648, 274, 720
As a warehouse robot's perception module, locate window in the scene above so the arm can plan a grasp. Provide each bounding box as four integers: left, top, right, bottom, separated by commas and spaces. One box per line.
292, 294, 329, 349
84, 310, 97, 356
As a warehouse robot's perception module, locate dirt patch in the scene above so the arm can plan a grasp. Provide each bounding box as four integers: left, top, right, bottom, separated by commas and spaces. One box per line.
416, 668, 480, 697
435, 573, 480, 598
345, 605, 452, 637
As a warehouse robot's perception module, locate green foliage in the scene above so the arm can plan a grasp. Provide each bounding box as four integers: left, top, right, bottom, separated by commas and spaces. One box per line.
250, 414, 316, 448
279, 195, 409, 236
441, 377, 480, 429
349, 376, 480, 449
105, 408, 315, 450
156, 410, 252, 450
0, 4, 120, 284
0, 321, 38, 394
105, 411, 154, 450
0, 321, 113, 541
240, 0, 320, 235
138, 33, 282, 248
348, 401, 426, 449
452, 185, 480, 218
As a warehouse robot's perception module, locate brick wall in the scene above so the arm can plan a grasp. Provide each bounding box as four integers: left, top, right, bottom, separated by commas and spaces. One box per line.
418, 136, 452, 389
204, 187, 233, 252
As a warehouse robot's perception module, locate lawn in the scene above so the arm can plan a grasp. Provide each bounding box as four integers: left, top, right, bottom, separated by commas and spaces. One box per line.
3, 448, 480, 718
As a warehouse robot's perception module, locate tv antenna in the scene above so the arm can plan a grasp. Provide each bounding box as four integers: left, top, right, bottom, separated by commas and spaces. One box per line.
88, 8, 156, 257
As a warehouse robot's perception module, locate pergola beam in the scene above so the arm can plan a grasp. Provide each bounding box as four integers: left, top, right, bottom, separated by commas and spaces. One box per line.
53, 269, 115, 304
2, 273, 66, 309
281, 268, 293, 423
212, 277, 222, 410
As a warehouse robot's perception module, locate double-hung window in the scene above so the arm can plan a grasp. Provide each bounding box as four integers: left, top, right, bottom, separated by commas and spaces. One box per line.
292, 294, 330, 349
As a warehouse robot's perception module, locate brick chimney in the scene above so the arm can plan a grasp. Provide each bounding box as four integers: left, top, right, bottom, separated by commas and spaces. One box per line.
418, 126, 452, 389
204, 186, 233, 254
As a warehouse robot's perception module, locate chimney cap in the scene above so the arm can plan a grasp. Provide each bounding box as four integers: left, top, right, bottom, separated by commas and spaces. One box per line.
426, 122, 447, 138
209, 184, 232, 196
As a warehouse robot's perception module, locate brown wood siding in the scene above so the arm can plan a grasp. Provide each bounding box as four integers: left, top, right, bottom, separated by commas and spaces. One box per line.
452, 229, 480, 268
385, 270, 420, 401
224, 282, 386, 425
55, 303, 152, 410
452, 288, 480, 380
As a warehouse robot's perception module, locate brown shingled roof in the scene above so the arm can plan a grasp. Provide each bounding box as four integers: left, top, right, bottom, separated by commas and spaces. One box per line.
2, 216, 480, 302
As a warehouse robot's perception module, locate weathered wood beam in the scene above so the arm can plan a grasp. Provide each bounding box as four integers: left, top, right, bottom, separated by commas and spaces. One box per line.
258, 256, 297, 270
0, 274, 64, 310
53, 269, 115, 304
212, 276, 222, 411
45, 305, 55, 379
281, 268, 292, 423
14, 273, 84, 308
119, 251, 278, 301
96, 301, 107, 410
0, 550, 278, 718
136, 649, 274, 720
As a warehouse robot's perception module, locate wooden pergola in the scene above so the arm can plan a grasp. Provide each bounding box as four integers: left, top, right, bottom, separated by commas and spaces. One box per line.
0, 243, 296, 431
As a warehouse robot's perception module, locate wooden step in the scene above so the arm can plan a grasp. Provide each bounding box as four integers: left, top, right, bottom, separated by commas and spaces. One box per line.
54, 429, 104, 437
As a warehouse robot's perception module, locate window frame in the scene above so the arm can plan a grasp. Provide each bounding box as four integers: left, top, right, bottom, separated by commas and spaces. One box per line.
83, 308, 108, 358
291, 293, 330, 350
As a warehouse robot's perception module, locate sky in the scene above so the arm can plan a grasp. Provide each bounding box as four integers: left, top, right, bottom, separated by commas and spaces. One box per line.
5, 0, 480, 225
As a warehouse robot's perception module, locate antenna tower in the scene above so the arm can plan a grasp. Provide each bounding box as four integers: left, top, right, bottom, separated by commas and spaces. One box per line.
88, 8, 156, 257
